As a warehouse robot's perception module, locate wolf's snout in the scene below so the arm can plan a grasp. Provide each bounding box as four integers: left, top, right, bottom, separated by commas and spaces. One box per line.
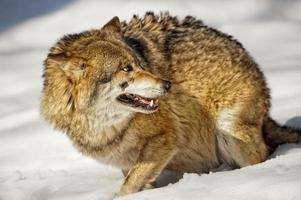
162, 80, 172, 92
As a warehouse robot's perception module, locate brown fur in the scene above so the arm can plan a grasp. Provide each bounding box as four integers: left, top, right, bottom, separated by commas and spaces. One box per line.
40, 12, 301, 196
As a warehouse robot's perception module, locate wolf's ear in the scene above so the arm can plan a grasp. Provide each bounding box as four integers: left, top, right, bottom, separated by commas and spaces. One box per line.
47, 52, 73, 71
47, 52, 71, 66
102, 16, 121, 33
47, 51, 84, 79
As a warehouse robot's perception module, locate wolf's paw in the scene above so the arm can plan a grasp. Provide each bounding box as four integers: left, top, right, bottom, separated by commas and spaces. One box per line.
141, 183, 155, 190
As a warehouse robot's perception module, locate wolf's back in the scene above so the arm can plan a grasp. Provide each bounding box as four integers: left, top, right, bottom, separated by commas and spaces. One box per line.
263, 117, 301, 149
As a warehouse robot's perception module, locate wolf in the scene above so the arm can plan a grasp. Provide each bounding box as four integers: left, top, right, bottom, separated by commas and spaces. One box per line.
40, 12, 301, 196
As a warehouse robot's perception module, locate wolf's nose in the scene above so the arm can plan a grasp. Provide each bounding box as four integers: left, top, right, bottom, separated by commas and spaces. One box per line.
163, 80, 172, 91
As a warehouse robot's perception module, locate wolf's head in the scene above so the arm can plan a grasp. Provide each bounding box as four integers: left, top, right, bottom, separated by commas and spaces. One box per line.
40, 17, 171, 130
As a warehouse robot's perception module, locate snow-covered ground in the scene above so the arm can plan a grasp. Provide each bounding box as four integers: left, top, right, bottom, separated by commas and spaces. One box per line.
0, 0, 301, 199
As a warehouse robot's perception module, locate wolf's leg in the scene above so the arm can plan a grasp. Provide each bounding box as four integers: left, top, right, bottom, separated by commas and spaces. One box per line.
122, 169, 155, 189
122, 168, 159, 193
216, 105, 268, 167
117, 134, 176, 196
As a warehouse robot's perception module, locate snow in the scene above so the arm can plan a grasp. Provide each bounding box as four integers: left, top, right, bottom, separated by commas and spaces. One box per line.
0, 0, 301, 200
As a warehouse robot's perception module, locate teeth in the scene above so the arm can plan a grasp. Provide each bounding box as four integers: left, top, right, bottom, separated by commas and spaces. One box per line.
150, 100, 154, 107
119, 93, 160, 110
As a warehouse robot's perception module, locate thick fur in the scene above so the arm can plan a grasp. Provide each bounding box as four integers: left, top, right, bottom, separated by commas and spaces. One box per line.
40, 12, 301, 196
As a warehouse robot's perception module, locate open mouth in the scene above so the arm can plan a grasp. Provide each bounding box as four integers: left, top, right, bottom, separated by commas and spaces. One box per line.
117, 93, 159, 111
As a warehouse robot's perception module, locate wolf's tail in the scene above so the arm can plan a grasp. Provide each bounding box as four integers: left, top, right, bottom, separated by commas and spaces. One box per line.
263, 117, 301, 149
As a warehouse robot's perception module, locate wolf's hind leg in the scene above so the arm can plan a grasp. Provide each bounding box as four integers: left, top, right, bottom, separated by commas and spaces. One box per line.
216, 105, 268, 167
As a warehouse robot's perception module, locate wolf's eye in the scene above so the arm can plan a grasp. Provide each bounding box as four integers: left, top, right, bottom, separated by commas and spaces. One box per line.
122, 65, 133, 72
